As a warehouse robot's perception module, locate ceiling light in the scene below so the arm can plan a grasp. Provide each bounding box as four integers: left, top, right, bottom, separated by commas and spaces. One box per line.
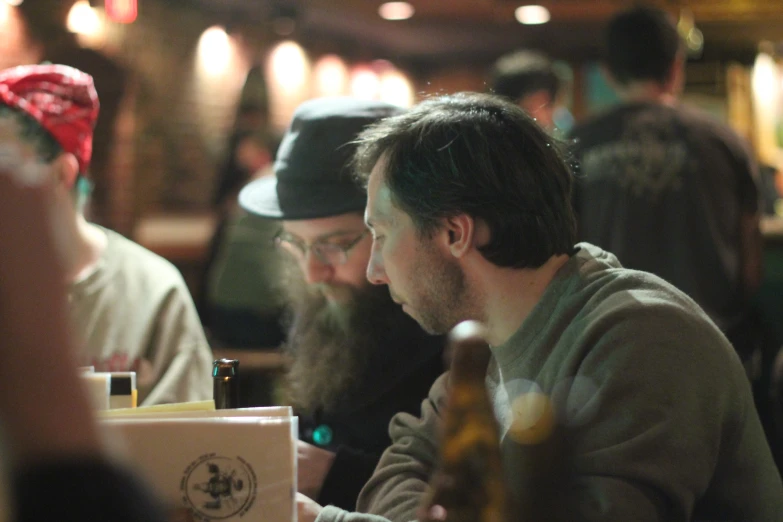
350, 66, 380, 100
379, 69, 415, 107
313, 54, 349, 96
379, 2, 414, 21
197, 26, 232, 76
66, 0, 101, 35
515, 5, 550, 25
269, 40, 309, 91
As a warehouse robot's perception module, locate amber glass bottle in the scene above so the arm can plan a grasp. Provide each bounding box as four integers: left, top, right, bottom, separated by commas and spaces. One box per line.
419, 321, 510, 522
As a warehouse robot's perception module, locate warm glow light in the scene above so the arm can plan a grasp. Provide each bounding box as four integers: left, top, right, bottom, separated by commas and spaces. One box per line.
67, 0, 101, 35
378, 2, 414, 21
105, 0, 137, 24
0, 3, 9, 25
4, 0, 24, 6
379, 69, 414, 107
350, 67, 380, 100
266, 40, 311, 130
753, 52, 778, 105
313, 54, 349, 97
270, 40, 309, 91
515, 5, 550, 25
752, 51, 780, 166
197, 26, 231, 76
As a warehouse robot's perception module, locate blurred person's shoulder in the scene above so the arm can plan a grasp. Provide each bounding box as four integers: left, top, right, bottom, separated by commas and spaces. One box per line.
675, 103, 753, 157
567, 103, 640, 146
99, 226, 189, 288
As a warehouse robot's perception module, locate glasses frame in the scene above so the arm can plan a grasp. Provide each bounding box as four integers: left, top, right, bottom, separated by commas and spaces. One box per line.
274, 229, 369, 266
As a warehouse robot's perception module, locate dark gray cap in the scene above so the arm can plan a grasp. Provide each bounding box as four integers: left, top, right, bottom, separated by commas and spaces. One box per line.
239, 97, 403, 220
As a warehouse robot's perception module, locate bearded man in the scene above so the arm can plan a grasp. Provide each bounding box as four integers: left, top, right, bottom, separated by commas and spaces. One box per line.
238, 97, 445, 511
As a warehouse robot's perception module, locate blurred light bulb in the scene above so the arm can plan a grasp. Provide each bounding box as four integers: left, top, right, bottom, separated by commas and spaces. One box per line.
350, 67, 380, 100
753, 52, 778, 106
378, 2, 414, 21
515, 5, 550, 25
313, 54, 349, 96
198, 26, 231, 76
379, 69, 414, 107
67, 0, 101, 35
270, 40, 309, 90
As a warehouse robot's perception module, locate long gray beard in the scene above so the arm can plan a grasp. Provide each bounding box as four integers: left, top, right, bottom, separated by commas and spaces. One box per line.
281, 267, 404, 414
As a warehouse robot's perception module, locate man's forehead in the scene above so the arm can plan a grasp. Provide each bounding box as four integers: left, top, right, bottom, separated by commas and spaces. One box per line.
365, 158, 395, 225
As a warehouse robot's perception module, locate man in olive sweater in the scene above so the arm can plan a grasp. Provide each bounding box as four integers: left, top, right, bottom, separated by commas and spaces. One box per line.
297, 91, 783, 522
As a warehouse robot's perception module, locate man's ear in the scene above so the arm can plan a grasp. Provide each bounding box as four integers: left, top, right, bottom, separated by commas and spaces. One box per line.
50, 153, 79, 190
443, 214, 475, 258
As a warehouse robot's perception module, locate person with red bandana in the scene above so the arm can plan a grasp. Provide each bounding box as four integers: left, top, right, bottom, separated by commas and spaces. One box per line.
0, 71, 168, 522
0, 63, 213, 405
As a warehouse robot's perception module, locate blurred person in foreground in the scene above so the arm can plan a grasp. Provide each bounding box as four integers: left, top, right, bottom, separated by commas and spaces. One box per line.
296, 92, 783, 522
489, 50, 566, 134
0, 64, 213, 405
0, 122, 166, 521
238, 97, 445, 510
568, 6, 763, 371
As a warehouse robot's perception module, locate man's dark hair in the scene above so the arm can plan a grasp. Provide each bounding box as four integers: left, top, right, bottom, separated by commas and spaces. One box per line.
353, 92, 576, 269
0, 105, 63, 163
490, 51, 561, 103
605, 5, 683, 86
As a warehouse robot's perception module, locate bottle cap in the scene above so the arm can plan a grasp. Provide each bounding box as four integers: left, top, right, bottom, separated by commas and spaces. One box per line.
212, 359, 239, 378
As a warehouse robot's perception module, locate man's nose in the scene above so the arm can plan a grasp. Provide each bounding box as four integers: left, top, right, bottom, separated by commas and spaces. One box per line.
302, 251, 333, 285
366, 250, 387, 286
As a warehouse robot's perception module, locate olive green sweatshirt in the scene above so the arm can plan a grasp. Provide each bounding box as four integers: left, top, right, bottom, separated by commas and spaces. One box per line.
316, 243, 783, 522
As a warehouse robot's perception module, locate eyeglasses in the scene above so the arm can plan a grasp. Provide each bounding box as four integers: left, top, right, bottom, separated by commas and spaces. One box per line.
274, 230, 369, 266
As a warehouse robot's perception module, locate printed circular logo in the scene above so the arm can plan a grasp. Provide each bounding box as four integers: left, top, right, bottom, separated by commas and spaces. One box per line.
181, 453, 258, 520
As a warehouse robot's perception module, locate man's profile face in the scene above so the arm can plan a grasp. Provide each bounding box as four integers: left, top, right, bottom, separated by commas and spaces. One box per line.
364, 156, 466, 335
280, 212, 371, 304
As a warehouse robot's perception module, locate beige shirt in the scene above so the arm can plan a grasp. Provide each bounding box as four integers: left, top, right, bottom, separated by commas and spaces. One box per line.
69, 228, 213, 405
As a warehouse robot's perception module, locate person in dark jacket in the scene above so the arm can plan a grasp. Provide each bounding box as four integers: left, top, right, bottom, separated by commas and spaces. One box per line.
238, 97, 445, 510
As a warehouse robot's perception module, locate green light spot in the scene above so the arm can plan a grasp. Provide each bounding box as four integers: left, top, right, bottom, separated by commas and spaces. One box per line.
313, 425, 333, 446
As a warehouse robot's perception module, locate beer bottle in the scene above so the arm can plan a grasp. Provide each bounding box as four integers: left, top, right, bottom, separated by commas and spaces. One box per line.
212, 358, 240, 410
419, 321, 510, 522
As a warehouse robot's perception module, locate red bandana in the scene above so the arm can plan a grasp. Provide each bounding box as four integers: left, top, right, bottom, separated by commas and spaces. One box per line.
0, 64, 99, 174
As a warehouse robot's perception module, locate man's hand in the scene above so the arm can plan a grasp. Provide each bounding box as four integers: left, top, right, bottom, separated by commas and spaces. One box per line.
296, 492, 324, 522
297, 440, 336, 500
